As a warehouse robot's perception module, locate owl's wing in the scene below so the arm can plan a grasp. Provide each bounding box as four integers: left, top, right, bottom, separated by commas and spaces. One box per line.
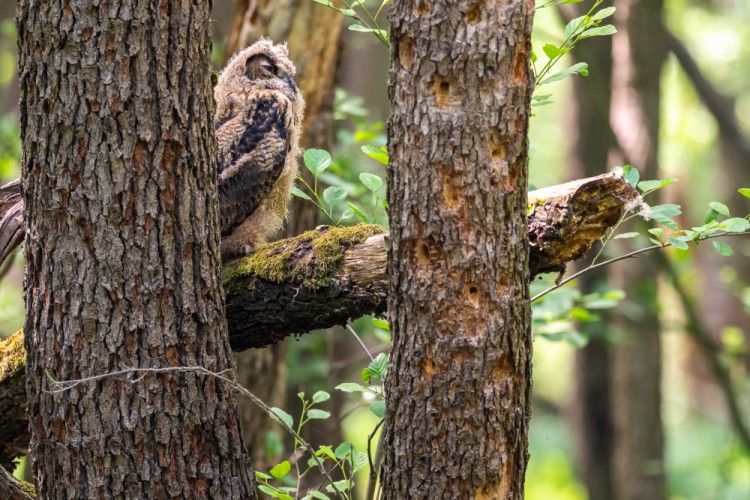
216, 94, 291, 236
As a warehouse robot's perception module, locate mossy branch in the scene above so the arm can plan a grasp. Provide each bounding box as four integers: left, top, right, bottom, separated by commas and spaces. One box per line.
0, 172, 637, 467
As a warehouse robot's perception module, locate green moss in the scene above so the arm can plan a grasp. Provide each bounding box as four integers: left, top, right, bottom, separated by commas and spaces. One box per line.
222, 224, 384, 291
19, 479, 36, 497
0, 330, 25, 381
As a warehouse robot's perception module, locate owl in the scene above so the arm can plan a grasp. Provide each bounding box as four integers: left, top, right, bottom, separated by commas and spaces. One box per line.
214, 38, 305, 259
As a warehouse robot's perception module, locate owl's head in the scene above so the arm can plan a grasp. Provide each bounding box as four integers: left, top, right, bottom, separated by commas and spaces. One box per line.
219, 39, 300, 101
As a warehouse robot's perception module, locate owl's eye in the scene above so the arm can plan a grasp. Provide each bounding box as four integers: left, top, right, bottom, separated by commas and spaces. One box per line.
262, 61, 278, 76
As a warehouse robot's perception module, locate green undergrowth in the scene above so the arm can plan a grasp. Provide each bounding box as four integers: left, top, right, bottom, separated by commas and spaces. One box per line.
222, 224, 384, 292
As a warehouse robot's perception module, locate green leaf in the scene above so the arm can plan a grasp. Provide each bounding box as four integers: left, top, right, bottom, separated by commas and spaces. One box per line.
564, 15, 588, 38
258, 485, 287, 498
270, 461, 292, 480
312, 390, 331, 404
668, 237, 689, 251
590, 6, 616, 21
336, 382, 367, 393
704, 208, 720, 224
325, 480, 351, 494
368, 353, 388, 380
306, 409, 331, 420
613, 232, 639, 240
316, 445, 336, 460
304, 149, 332, 176
579, 25, 617, 39
333, 7, 357, 16
530, 50, 537, 63
291, 186, 312, 201
312, 0, 333, 5
369, 400, 386, 418
346, 202, 369, 223
307, 491, 331, 500
564, 330, 589, 348
648, 204, 682, 228
648, 228, 664, 240
256, 471, 273, 480
334, 442, 355, 459
542, 43, 562, 59
719, 217, 750, 233
323, 186, 347, 205
340, 209, 354, 220
738, 188, 750, 198
637, 177, 678, 193
271, 407, 294, 429
708, 201, 730, 217
538, 62, 588, 86
359, 172, 384, 191
713, 240, 734, 256
621, 165, 640, 188
361, 145, 389, 165
372, 318, 390, 330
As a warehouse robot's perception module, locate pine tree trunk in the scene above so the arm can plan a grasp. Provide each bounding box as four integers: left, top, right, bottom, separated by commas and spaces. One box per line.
381, 1, 534, 497
18, 1, 254, 497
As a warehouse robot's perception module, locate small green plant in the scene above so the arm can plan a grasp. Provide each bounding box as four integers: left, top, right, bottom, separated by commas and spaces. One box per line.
532, 0, 617, 106
293, 148, 386, 225
312, 0, 390, 47
256, 391, 369, 500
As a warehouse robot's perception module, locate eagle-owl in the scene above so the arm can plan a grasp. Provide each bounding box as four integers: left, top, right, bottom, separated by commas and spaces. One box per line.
214, 39, 305, 259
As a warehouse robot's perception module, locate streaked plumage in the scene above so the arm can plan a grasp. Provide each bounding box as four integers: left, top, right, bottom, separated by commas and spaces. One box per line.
214, 39, 304, 259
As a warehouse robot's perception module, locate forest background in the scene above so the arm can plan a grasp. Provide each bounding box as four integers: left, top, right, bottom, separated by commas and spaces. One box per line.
1, 0, 749, 499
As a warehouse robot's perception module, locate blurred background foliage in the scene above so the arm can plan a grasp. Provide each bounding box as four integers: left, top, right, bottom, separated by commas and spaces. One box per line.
2, 0, 750, 498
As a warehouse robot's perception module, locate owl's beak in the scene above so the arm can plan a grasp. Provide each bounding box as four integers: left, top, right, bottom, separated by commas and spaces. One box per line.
284, 76, 297, 93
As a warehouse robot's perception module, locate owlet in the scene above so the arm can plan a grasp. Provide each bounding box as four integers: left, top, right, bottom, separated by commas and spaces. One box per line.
214, 38, 305, 259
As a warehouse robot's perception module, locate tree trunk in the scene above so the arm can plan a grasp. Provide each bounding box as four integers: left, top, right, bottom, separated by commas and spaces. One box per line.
18, 1, 254, 497
380, 1, 534, 497
609, 1, 667, 498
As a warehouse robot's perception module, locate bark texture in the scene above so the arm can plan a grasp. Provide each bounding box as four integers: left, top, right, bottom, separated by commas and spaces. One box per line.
18, 1, 254, 497
381, 1, 534, 498
0, 464, 34, 500
609, 0, 667, 498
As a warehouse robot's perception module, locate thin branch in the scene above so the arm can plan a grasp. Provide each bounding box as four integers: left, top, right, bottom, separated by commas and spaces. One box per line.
658, 253, 750, 453
345, 324, 373, 362
45, 366, 347, 500
532, 231, 750, 302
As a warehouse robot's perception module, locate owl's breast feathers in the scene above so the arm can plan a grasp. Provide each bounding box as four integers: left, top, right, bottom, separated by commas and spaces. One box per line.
215, 90, 297, 237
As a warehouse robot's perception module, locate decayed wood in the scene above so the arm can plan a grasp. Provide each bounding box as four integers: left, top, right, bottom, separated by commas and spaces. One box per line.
0, 172, 637, 467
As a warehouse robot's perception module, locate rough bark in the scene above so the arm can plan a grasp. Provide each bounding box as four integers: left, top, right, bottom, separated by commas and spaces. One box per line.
380, 1, 535, 498
18, 1, 254, 497
609, 0, 667, 498
0, 172, 636, 469
223, 0, 344, 464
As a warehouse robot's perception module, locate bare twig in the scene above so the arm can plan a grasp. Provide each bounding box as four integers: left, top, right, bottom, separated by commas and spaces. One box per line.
532, 231, 750, 303
45, 365, 347, 500
658, 253, 750, 453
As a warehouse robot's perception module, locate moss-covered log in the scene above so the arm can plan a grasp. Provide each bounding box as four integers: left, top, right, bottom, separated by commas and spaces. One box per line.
0, 172, 637, 466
